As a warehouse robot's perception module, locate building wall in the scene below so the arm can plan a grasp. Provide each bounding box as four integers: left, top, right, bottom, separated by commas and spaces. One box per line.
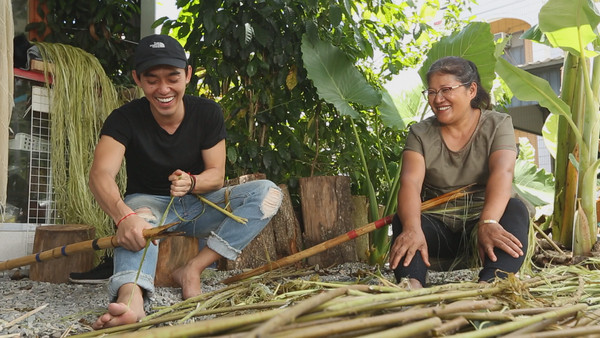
463, 0, 563, 62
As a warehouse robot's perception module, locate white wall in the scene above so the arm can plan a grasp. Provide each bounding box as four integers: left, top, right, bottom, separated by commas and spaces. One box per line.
463, 0, 562, 63
463, 0, 547, 25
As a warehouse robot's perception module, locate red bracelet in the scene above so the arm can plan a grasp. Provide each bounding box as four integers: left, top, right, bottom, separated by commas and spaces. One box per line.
116, 212, 136, 227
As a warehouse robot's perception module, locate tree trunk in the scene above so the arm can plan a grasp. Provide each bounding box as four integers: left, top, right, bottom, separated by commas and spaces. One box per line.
218, 173, 277, 270
30, 224, 95, 283
155, 236, 199, 287
300, 176, 357, 267
272, 184, 302, 259
351, 195, 369, 262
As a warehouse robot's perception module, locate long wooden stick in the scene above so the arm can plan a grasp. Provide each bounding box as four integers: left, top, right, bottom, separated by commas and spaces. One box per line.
0, 222, 180, 272
221, 184, 475, 284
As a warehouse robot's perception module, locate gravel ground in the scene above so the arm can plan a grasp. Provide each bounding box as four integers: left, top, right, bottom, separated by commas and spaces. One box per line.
0, 264, 479, 337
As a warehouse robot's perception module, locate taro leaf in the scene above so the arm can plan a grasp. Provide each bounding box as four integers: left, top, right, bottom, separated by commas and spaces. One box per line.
418, 22, 496, 92
379, 88, 405, 131
513, 158, 555, 207
301, 34, 381, 119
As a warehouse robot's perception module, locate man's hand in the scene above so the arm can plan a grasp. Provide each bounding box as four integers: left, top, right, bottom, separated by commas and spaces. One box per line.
477, 221, 523, 262
389, 228, 430, 269
169, 169, 194, 197
116, 214, 154, 251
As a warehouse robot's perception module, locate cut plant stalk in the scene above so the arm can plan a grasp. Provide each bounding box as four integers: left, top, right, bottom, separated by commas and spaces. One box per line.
445, 303, 587, 338
270, 299, 497, 338
222, 184, 475, 284
247, 287, 350, 337
357, 317, 442, 338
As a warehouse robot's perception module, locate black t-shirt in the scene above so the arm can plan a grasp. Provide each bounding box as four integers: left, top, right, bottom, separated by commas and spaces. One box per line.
100, 95, 226, 196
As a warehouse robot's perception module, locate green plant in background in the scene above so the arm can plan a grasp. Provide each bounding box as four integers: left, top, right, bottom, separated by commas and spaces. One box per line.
26, 0, 141, 86
496, 0, 600, 255
35, 42, 126, 238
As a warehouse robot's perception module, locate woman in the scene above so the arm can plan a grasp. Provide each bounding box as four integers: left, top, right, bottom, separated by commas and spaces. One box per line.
388, 56, 529, 289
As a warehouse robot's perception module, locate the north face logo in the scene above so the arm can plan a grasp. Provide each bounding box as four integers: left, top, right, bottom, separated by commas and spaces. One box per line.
149, 42, 166, 48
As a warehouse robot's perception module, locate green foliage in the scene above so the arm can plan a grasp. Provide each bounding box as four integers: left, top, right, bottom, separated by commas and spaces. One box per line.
301, 35, 382, 119
418, 22, 497, 91
499, 0, 600, 252
158, 0, 472, 201
26, 0, 141, 86
513, 159, 554, 208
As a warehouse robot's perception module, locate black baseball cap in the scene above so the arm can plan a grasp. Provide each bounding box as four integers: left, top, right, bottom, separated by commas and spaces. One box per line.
134, 34, 187, 75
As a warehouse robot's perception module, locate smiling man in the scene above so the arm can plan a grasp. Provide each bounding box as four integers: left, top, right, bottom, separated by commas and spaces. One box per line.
88, 34, 282, 329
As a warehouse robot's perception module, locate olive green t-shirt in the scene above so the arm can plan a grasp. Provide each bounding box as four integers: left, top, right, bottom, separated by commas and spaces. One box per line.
404, 109, 517, 231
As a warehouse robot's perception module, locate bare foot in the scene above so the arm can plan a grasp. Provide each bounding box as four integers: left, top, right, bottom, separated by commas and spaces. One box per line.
92, 302, 142, 330
409, 278, 424, 289
172, 265, 202, 299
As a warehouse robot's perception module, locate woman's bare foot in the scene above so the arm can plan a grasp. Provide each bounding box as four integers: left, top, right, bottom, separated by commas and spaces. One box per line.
92, 302, 141, 330
172, 264, 202, 299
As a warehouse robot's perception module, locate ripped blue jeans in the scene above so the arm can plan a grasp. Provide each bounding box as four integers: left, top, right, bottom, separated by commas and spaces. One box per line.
108, 180, 282, 300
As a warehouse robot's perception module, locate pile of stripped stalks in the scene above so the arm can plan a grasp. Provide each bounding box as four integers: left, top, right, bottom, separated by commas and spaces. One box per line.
72, 259, 600, 338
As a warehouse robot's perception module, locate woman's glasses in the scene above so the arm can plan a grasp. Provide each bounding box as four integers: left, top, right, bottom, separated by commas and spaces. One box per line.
422, 83, 471, 100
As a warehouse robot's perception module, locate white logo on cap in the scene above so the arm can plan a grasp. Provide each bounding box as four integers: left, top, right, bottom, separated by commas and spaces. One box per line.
149, 42, 166, 48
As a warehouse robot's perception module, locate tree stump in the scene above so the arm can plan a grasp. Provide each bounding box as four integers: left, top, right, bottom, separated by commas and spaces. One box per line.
218, 173, 277, 270
300, 176, 357, 267
351, 195, 370, 262
272, 184, 302, 259
29, 224, 95, 283
155, 236, 199, 287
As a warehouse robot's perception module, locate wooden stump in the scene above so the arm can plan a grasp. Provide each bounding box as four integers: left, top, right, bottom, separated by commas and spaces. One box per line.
30, 224, 95, 283
272, 184, 302, 259
218, 174, 302, 271
219, 173, 278, 270
300, 176, 357, 267
155, 236, 199, 287
351, 195, 370, 262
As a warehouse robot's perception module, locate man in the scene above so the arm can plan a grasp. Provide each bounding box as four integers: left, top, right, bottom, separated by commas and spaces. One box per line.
90, 34, 282, 329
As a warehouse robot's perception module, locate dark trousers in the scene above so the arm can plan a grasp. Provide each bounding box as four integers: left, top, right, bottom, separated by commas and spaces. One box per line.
391, 197, 529, 286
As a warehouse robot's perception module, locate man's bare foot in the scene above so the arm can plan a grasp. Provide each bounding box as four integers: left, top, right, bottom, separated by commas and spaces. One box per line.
172, 264, 202, 299
92, 302, 142, 330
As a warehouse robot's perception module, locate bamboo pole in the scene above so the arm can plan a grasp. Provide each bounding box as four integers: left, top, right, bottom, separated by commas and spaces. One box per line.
222, 184, 474, 284
0, 222, 180, 271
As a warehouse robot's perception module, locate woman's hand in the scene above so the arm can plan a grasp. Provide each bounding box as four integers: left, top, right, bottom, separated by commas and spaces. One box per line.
477, 221, 523, 262
389, 228, 430, 269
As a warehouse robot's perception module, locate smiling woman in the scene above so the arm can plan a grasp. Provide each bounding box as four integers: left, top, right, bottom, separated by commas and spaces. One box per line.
389, 56, 530, 289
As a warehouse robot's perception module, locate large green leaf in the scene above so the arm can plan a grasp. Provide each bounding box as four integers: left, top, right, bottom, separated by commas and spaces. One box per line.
496, 57, 571, 118
379, 88, 406, 131
301, 35, 381, 118
418, 22, 496, 92
513, 158, 555, 207
539, 0, 600, 57
541, 113, 559, 159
